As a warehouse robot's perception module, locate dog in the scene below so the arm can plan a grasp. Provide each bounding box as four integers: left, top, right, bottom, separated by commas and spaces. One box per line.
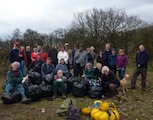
119, 74, 130, 93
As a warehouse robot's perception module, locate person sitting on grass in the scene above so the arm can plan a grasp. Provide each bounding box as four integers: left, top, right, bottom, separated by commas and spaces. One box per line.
1, 62, 31, 104
55, 58, 71, 78
28, 54, 44, 74
82, 62, 95, 78
101, 66, 120, 97
52, 70, 67, 99
41, 57, 55, 80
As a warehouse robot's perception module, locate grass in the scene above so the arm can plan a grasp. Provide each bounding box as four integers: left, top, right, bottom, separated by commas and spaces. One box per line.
0, 63, 153, 120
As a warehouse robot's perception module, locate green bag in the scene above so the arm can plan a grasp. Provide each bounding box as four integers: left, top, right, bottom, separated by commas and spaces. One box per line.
56, 98, 76, 116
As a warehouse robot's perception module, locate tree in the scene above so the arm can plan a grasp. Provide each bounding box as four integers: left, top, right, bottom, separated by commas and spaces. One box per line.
69, 8, 146, 52
10, 28, 22, 41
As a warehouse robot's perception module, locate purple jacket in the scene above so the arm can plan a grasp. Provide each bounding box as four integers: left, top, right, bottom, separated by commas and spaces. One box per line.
116, 55, 128, 68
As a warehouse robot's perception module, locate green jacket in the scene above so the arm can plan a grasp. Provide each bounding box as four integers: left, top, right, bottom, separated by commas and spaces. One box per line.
7, 69, 23, 84
84, 68, 95, 77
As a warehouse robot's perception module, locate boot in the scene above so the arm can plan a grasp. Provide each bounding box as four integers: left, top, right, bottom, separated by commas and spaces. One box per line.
21, 98, 31, 104
1, 95, 12, 104
52, 94, 57, 99
62, 93, 66, 99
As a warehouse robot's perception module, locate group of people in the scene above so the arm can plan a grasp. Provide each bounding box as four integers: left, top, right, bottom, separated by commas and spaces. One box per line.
1, 41, 149, 104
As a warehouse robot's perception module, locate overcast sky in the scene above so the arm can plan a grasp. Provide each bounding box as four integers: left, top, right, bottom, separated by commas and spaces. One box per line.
0, 0, 153, 39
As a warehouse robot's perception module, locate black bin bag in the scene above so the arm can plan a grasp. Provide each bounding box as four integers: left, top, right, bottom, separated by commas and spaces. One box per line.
72, 79, 86, 97
86, 78, 103, 98
39, 81, 53, 98
28, 72, 42, 85
23, 80, 42, 101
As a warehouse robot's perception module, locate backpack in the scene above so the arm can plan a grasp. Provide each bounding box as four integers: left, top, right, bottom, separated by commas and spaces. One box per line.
56, 98, 76, 116
65, 100, 80, 120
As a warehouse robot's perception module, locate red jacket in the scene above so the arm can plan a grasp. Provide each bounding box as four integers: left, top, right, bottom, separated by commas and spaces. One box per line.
31, 52, 38, 61
41, 52, 47, 62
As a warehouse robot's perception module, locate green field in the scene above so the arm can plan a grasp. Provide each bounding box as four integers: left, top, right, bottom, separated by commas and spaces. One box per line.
0, 65, 153, 120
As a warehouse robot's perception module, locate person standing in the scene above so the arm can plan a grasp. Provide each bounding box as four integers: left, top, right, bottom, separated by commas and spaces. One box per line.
26, 46, 32, 67
31, 47, 38, 62
116, 49, 128, 79
9, 42, 20, 66
96, 50, 106, 67
41, 48, 47, 62
90, 46, 96, 61
108, 49, 117, 75
86, 47, 94, 65
18, 46, 28, 76
131, 45, 149, 91
57, 46, 69, 64
104, 43, 112, 66
48, 44, 58, 66
65, 43, 72, 70
74, 44, 86, 77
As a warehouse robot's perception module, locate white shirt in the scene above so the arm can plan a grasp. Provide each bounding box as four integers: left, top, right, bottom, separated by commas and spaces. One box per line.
57, 51, 69, 63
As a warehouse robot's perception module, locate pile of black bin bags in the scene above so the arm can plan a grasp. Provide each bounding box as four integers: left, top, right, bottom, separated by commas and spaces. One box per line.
23, 72, 54, 101
1, 72, 54, 104
2, 72, 103, 104
68, 76, 103, 98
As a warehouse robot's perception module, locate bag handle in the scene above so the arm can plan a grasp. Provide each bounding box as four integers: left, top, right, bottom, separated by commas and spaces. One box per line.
108, 102, 117, 110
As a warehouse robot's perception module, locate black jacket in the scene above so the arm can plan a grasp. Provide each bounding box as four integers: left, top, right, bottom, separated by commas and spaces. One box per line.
136, 51, 149, 69
101, 71, 120, 88
94, 68, 102, 78
48, 48, 58, 63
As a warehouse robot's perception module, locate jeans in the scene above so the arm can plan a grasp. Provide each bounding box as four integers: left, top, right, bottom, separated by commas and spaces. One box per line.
131, 68, 147, 89
118, 68, 125, 79
4, 83, 26, 99
19, 60, 27, 76
110, 65, 117, 75
53, 80, 66, 94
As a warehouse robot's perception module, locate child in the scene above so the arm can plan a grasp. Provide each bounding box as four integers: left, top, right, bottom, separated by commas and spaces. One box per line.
53, 70, 67, 99
116, 49, 128, 79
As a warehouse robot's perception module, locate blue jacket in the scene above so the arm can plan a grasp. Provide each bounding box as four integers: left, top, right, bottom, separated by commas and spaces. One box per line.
41, 63, 55, 78
9, 49, 20, 63
108, 54, 117, 67
136, 51, 149, 69
7, 69, 23, 84
86, 53, 94, 65
55, 64, 69, 74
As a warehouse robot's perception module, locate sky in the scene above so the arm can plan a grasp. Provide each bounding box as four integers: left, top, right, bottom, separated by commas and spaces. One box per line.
0, 0, 153, 39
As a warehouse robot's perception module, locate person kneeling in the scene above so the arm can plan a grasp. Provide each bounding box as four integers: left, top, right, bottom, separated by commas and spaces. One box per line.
53, 70, 67, 99
1, 62, 31, 104
101, 66, 120, 97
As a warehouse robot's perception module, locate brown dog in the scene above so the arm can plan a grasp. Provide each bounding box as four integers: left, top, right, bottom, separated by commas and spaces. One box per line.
119, 74, 130, 93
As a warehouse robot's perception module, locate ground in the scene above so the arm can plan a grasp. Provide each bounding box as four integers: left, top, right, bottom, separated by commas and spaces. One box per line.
0, 63, 153, 120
